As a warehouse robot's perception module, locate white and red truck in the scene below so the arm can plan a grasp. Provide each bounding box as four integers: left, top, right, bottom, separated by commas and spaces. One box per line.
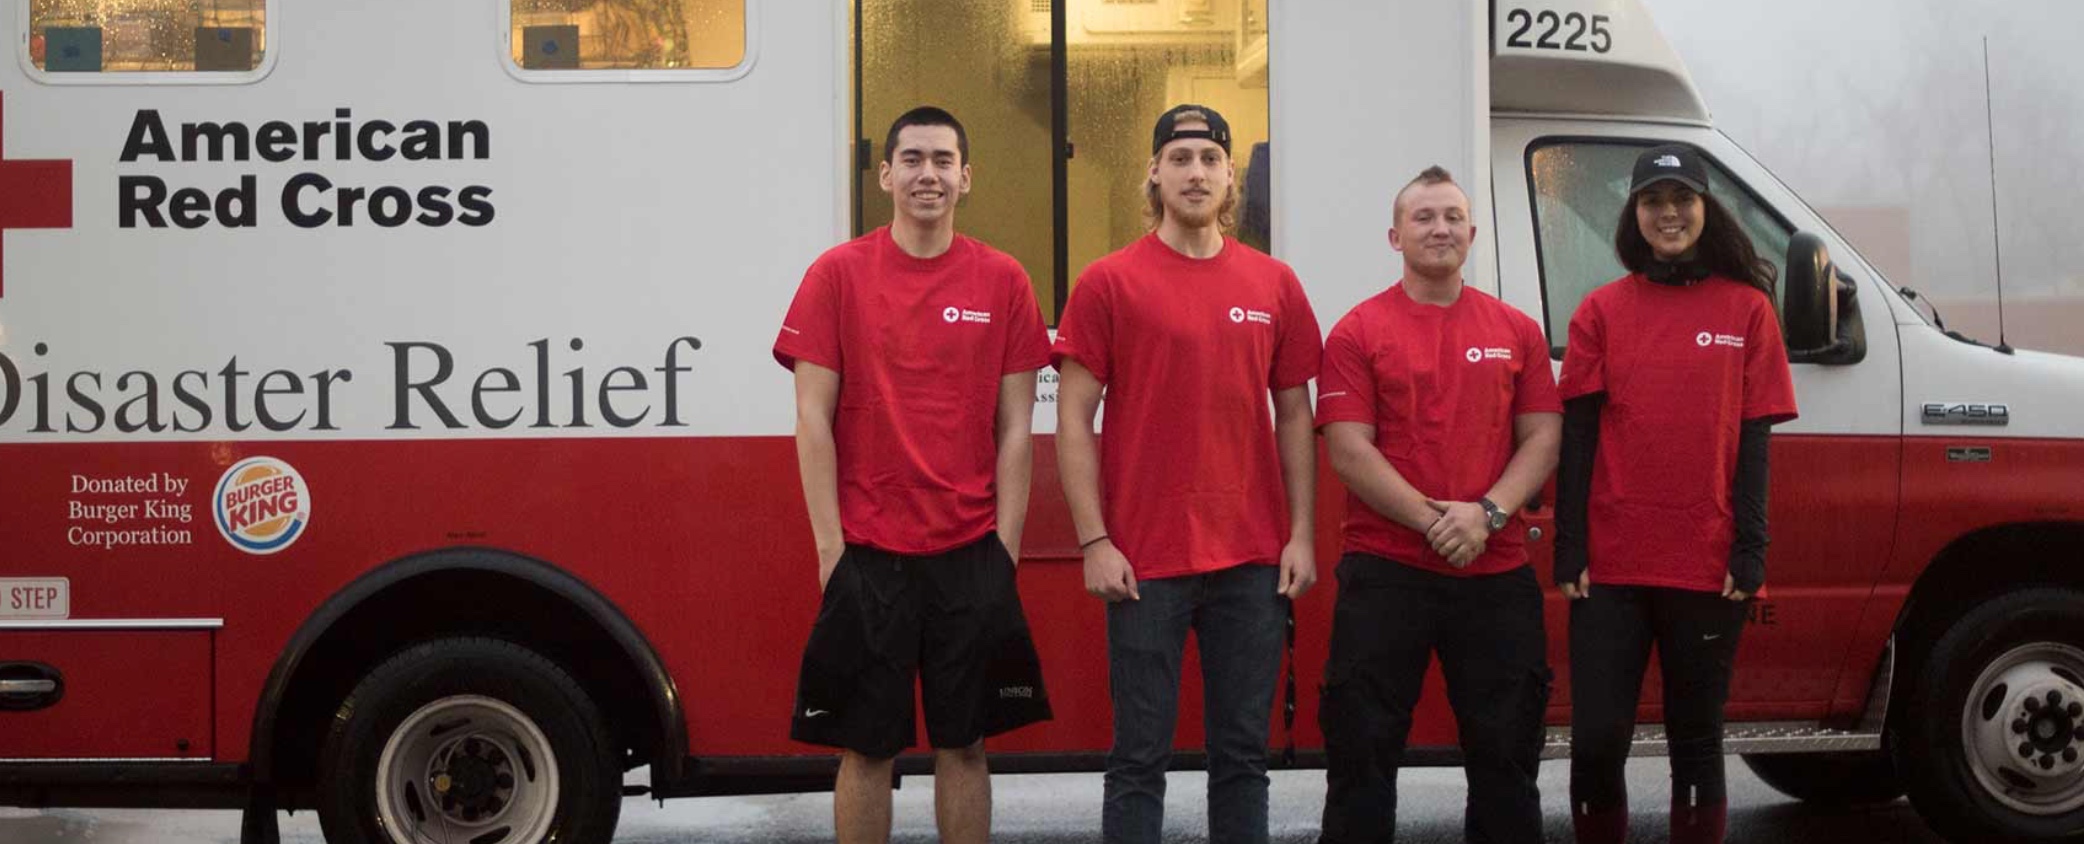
2, 2, 2080, 842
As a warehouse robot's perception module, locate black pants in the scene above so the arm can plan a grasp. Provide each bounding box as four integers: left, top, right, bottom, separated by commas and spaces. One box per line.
1319, 556, 1551, 844
1568, 584, 1748, 814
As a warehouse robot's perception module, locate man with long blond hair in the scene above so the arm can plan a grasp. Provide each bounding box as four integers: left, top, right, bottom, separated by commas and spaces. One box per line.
1139, 143, 1240, 232
1053, 104, 1323, 844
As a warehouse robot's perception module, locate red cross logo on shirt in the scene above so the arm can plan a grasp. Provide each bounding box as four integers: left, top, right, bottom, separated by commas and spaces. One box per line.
0, 91, 76, 299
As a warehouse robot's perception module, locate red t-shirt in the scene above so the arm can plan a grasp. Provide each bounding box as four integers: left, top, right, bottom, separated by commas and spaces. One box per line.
773, 227, 1052, 555
1051, 234, 1323, 580
1315, 283, 1562, 576
1557, 274, 1799, 592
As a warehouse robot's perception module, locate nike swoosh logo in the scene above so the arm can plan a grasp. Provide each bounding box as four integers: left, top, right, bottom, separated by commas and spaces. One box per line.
803, 708, 830, 718
1703, 634, 1722, 641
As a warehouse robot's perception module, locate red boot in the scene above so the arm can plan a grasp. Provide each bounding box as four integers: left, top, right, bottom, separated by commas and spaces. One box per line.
1572, 803, 1629, 844
1670, 797, 1727, 844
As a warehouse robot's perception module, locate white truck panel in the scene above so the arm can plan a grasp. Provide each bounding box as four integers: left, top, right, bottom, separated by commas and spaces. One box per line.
0, 3, 841, 443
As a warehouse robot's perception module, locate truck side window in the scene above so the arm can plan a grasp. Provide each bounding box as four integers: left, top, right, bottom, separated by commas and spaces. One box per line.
28, 0, 267, 75
1528, 141, 1794, 356
509, 0, 745, 71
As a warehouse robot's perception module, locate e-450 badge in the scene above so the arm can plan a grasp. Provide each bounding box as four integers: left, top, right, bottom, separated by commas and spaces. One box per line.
1921, 402, 2010, 426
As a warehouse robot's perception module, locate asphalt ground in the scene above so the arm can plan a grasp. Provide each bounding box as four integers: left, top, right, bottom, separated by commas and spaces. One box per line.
0, 758, 1952, 843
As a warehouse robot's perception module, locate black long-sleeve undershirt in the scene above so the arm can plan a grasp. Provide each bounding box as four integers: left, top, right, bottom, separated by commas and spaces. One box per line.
1728, 418, 1772, 593
1554, 394, 1601, 587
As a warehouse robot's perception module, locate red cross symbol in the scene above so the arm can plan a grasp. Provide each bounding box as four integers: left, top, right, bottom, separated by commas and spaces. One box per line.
0, 91, 75, 298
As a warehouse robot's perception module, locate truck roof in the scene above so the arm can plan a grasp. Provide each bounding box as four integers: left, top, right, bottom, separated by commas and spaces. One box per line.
1489, 0, 1709, 124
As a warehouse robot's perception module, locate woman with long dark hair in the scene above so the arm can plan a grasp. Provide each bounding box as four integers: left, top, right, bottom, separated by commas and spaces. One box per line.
1555, 144, 1799, 844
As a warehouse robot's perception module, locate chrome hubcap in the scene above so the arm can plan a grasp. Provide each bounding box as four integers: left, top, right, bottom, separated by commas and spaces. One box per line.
374, 695, 559, 844
1963, 643, 2084, 815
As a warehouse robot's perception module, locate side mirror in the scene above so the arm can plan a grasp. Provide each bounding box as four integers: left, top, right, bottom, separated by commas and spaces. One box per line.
1784, 231, 1866, 365
1784, 232, 1836, 351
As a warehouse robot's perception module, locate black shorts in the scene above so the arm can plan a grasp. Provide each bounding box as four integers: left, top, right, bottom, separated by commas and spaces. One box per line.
789, 533, 1052, 758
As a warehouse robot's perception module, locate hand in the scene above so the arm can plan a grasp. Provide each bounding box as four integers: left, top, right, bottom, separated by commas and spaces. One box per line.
1722, 573, 1752, 602
1277, 539, 1317, 599
816, 542, 844, 591
1560, 570, 1591, 601
1082, 539, 1140, 602
1424, 500, 1490, 569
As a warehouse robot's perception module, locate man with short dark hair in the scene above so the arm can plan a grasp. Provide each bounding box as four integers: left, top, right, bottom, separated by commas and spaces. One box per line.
1055, 103, 1323, 844
1314, 166, 1562, 844
775, 105, 1053, 844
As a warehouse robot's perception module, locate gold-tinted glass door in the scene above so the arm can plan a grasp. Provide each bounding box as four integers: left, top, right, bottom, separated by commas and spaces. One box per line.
853, 1, 1271, 321
855, 0, 1055, 312
1064, 0, 1271, 299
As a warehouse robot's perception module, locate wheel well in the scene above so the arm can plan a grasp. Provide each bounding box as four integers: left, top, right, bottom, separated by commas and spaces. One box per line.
1892, 522, 2084, 708
262, 554, 671, 807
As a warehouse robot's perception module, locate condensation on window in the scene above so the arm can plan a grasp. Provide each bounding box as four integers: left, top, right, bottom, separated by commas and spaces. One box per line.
30, 0, 266, 73
855, 0, 1271, 321
1529, 143, 1634, 348
1065, 0, 1271, 304
511, 0, 744, 71
858, 1, 1052, 309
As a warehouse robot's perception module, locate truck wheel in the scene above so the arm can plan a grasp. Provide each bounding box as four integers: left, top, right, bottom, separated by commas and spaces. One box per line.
1741, 752, 1903, 805
315, 637, 622, 844
1896, 588, 2084, 843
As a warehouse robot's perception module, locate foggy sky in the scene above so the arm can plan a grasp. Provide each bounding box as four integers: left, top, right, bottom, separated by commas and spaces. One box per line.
1650, 0, 2084, 309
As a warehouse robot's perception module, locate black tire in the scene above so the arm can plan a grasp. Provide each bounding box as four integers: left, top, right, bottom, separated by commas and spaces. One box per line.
1894, 588, 2084, 843
316, 637, 622, 844
1742, 751, 1904, 806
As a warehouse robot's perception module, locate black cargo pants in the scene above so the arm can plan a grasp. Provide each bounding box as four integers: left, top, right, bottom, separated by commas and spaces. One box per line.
1318, 555, 1552, 844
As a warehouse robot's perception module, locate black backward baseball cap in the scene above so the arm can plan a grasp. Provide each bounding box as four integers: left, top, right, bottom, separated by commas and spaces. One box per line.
1629, 144, 1709, 195
1152, 104, 1232, 155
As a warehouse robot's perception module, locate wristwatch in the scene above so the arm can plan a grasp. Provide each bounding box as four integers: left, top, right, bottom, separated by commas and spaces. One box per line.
1478, 497, 1509, 532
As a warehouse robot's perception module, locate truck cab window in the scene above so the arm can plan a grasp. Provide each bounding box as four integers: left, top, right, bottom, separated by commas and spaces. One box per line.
1528, 141, 1793, 356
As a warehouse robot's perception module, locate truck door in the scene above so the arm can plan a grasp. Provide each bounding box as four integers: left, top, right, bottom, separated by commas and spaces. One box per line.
1490, 118, 1905, 723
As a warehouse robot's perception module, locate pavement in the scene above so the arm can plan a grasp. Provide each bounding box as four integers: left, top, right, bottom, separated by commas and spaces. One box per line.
0, 758, 1954, 843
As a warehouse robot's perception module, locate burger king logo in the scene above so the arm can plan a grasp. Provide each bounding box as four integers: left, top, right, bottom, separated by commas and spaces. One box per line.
213, 457, 312, 555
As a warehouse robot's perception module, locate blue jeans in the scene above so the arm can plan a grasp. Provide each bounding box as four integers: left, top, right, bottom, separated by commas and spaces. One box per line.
1104, 563, 1285, 844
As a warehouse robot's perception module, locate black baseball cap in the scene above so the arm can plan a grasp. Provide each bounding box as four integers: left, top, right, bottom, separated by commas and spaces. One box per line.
1629, 144, 1709, 195
1152, 104, 1232, 155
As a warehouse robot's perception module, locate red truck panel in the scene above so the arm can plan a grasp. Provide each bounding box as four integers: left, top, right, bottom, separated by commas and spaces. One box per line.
0, 432, 1917, 766
0, 629, 212, 759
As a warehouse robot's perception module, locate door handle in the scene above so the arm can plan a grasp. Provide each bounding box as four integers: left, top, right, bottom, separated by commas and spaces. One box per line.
0, 663, 65, 711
